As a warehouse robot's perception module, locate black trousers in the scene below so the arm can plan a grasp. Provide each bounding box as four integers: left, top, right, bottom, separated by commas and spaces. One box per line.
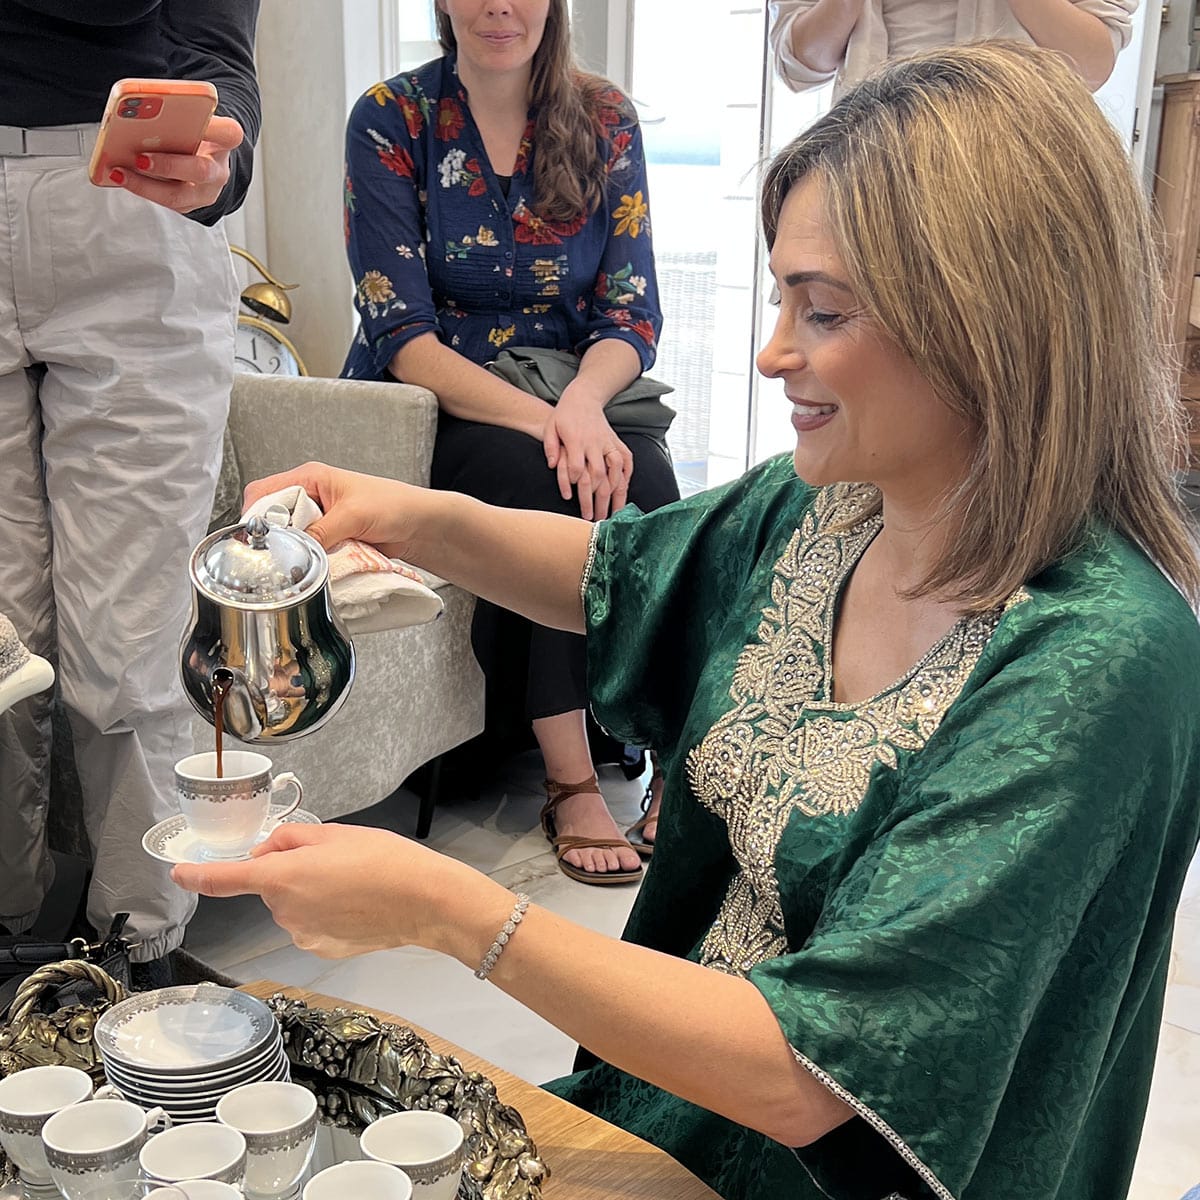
430, 413, 680, 744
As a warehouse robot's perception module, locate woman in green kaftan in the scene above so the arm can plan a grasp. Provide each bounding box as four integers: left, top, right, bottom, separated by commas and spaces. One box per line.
173, 41, 1200, 1200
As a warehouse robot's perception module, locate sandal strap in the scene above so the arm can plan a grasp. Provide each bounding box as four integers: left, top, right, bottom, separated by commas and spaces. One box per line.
550, 834, 637, 860
540, 775, 600, 823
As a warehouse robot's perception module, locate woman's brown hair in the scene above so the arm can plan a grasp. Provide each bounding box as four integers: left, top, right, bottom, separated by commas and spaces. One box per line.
762, 41, 1200, 607
437, 0, 613, 222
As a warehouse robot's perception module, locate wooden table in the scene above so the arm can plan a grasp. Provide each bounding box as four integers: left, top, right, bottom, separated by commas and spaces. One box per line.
243, 981, 721, 1200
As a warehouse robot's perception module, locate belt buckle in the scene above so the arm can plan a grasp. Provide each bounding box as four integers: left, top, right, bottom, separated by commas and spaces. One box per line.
25, 128, 83, 156
0, 126, 25, 156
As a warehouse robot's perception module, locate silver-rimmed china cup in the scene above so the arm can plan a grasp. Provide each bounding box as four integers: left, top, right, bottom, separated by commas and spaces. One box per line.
216, 1081, 318, 1199
0, 1065, 94, 1194
61, 1183, 191, 1200
303, 1161, 412, 1200
139, 1122, 247, 1188
41, 1097, 170, 1200
360, 1111, 465, 1200
174, 750, 302, 859
170, 1182, 243, 1199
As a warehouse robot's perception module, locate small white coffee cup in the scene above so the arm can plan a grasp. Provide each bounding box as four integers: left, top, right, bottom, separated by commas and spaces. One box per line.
216, 1080, 318, 1198
174, 750, 302, 858
0, 1065, 94, 1189
172, 1181, 244, 1200
139, 1122, 247, 1187
42, 1097, 170, 1200
303, 1160, 412, 1200
360, 1111, 465, 1200
63, 1183, 189, 1200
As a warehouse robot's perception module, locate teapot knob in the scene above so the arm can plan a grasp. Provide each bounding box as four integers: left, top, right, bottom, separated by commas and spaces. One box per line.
245, 514, 271, 549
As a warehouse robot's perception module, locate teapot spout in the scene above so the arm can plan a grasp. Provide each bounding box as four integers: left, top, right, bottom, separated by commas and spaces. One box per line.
181, 657, 267, 742
210, 667, 265, 741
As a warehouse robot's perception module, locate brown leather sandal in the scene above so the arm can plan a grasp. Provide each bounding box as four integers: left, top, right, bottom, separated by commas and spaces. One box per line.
624, 766, 663, 858
540, 775, 643, 886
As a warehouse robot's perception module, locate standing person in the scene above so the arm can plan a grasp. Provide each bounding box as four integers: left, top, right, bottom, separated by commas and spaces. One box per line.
178, 43, 1200, 1199
0, 0, 260, 986
769, 0, 1139, 94
342, 0, 679, 884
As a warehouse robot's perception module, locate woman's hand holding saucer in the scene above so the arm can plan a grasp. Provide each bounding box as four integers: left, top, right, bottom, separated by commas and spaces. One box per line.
170, 822, 483, 960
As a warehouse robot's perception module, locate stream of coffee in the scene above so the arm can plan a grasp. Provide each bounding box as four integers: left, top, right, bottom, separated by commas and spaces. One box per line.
212, 669, 233, 778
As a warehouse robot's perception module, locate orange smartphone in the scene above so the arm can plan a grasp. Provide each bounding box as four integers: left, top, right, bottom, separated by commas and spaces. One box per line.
88, 78, 218, 186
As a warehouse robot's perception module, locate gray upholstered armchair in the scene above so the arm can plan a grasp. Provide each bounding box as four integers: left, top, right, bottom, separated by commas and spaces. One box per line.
203, 373, 484, 832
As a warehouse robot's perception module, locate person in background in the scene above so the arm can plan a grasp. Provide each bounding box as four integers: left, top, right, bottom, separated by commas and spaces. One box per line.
177, 43, 1200, 1199
341, 0, 679, 885
769, 0, 1139, 94
0, 0, 260, 987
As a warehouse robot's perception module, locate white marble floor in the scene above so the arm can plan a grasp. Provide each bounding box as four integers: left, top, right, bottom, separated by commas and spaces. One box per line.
183, 756, 1200, 1196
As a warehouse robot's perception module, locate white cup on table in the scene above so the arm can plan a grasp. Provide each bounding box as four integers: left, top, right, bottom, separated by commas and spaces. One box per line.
0, 1065, 95, 1193
139, 1122, 247, 1188
216, 1080, 318, 1198
360, 1111, 466, 1200
171, 1181, 244, 1200
58, 1183, 191, 1200
41, 1096, 170, 1200
303, 1160, 412, 1200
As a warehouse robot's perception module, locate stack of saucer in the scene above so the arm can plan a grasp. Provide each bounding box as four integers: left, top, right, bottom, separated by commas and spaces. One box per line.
95, 984, 289, 1124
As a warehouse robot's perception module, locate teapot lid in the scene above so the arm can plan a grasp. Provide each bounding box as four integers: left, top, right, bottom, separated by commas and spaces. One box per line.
191, 510, 328, 608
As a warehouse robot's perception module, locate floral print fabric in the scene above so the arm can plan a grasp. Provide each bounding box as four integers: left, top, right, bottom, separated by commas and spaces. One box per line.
548, 455, 1200, 1200
341, 55, 662, 380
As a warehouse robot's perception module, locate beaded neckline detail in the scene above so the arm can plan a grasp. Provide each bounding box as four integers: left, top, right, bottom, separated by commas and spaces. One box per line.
686, 483, 1023, 976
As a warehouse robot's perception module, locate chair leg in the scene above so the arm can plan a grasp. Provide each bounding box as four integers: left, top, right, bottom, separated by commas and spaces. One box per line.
414, 754, 444, 840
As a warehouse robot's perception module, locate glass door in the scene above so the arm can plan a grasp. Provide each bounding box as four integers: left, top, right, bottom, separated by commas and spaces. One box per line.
627, 1, 766, 492
626, 4, 835, 487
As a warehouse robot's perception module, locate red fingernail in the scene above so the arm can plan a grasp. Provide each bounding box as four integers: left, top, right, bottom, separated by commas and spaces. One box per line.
108, 168, 125, 184
135, 154, 152, 171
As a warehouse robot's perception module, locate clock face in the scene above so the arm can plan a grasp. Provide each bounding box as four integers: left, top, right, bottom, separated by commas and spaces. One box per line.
235, 319, 303, 376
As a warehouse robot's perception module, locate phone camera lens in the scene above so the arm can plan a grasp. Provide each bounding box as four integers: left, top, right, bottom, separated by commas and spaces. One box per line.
126, 97, 143, 106
119, 108, 138, 119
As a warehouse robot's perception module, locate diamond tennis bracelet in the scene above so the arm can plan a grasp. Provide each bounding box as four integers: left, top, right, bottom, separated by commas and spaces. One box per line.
475, 892, 531, 981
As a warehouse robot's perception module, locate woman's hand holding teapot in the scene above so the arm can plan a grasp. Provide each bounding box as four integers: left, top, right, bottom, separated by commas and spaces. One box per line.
243, 464, 419, 560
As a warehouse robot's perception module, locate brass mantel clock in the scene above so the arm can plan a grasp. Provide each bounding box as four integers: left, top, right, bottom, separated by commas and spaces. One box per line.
230, 245, 309, 377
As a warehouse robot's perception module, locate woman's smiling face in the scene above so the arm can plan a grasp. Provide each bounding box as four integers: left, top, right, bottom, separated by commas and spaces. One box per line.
439, 0, 551, 78
756, 175, 976, 507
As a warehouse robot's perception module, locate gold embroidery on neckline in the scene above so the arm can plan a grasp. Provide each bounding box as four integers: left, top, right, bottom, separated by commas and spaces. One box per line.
687, 483, 1022, 977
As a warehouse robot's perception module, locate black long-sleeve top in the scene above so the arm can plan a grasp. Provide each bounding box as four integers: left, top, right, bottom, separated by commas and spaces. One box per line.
0, 0, 261, 223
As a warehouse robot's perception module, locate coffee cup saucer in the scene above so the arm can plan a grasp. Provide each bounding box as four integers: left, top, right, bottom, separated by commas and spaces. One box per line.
142, 806, 321, 865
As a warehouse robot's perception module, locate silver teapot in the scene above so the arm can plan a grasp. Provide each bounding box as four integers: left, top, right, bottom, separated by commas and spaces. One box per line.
180, 513, 355, 742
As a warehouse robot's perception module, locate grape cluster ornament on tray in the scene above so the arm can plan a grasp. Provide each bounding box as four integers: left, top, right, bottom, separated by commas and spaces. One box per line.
267, 995, 549, 1200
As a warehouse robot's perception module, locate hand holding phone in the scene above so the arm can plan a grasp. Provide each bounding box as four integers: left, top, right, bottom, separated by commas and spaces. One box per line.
89, 78, 243, 215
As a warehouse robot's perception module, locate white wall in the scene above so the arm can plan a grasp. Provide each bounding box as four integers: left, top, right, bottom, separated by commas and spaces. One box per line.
241, 0, 391, 378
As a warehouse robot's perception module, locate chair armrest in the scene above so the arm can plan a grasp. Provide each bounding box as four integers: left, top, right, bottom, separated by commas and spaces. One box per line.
228, 373, 439, 487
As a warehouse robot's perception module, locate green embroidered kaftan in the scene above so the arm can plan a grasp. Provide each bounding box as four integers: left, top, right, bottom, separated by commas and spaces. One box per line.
545, 456, 1200, 1200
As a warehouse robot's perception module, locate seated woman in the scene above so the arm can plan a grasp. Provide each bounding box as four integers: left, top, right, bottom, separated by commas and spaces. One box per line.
770, 0, 1138, 95
340, 0, 679, 884
177, 43, 1200, 1200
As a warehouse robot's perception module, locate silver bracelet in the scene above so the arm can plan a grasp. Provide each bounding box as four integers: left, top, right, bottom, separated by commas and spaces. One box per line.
579, 522, 602, 611
474, 892, 531, 981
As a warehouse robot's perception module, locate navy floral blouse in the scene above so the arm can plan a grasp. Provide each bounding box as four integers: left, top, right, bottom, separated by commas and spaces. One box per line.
341, 55, 663, 382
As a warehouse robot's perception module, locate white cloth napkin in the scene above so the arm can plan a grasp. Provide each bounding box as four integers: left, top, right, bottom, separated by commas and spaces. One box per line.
244, 486, 444, 635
